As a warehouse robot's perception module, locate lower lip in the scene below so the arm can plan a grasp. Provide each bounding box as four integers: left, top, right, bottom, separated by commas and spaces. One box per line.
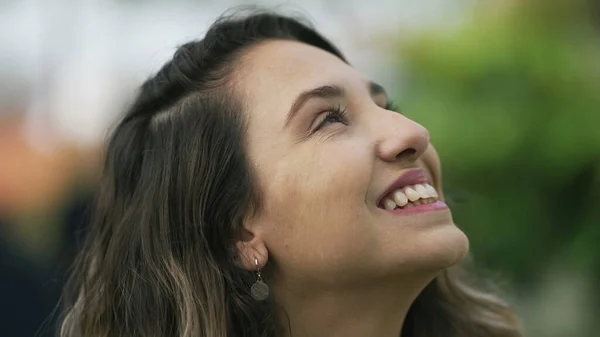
387, 201, 448, 215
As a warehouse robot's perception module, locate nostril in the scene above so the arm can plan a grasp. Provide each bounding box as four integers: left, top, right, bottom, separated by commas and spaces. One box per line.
397, 148, 416, 161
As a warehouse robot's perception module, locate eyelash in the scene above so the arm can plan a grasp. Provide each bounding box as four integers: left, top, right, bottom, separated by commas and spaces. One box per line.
313, 105, 349, 132
312, 100, 401, 133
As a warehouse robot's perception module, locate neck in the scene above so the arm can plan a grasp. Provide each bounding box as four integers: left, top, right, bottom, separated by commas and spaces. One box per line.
274, 276, 431, 337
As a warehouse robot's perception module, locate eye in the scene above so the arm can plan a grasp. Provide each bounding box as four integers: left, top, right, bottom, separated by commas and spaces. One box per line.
313, 105, 349, 132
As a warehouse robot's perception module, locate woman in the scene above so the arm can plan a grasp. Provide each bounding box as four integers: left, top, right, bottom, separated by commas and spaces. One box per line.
60, 10, 523, 337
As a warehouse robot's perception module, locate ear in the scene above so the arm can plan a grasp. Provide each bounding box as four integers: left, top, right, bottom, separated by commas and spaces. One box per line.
235, 217, 269, 271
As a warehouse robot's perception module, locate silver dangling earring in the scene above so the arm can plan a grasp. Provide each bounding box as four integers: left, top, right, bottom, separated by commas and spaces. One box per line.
250, 258, 269, 301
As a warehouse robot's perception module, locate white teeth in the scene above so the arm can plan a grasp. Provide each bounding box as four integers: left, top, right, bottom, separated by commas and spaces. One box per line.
426, 185, 438, 198
392, 190, 409, 207
404, 187, 420, 202
383, 198, 397, 210
414, 184, 429, 198
381, 183, 439, 210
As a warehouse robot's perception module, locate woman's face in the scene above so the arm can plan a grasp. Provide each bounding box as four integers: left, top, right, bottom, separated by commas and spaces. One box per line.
237, 40, 468, 290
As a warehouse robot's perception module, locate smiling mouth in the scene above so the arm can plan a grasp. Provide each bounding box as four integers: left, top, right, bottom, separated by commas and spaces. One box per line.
379, 183, 439, 210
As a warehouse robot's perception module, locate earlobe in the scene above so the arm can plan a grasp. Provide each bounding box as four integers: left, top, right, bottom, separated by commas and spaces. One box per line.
235, 229, 268, 271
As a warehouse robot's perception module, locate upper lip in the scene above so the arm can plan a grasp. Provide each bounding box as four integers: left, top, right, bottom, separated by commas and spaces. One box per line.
377, 168, 432, 207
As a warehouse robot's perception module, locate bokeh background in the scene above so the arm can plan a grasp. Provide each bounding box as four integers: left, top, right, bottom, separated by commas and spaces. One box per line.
1, 0, 598, 336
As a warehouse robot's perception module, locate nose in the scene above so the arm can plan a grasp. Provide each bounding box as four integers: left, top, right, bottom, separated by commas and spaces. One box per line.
376, 112, 430, 164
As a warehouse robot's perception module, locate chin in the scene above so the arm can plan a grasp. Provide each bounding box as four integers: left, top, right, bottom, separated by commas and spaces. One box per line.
394, 223, 470, 275
378, 226, 469, 282
426, 224, 470, 270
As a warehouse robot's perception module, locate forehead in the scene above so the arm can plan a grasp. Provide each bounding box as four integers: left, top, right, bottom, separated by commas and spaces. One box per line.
240, 39, 353, 77
235, 39, 366, 117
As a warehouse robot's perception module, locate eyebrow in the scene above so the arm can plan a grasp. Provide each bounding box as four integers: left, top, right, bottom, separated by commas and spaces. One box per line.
284, 81, 389, 128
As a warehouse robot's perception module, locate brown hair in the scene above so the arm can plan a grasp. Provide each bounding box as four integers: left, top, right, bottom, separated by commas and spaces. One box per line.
60, 9, 523, 337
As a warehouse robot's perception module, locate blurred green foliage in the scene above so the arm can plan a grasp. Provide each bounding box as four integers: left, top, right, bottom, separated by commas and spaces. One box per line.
394, 0, 600, 284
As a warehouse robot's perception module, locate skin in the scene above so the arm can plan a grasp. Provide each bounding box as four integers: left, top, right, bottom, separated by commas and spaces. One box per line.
235, 40, 469, 337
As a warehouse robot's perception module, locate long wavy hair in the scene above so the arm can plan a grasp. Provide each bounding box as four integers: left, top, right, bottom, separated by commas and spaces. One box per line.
60, 10, 523, 337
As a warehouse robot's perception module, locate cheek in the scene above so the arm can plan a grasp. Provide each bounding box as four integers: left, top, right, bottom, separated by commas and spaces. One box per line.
266, 142, 370, 214
259, 143, 375, 273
